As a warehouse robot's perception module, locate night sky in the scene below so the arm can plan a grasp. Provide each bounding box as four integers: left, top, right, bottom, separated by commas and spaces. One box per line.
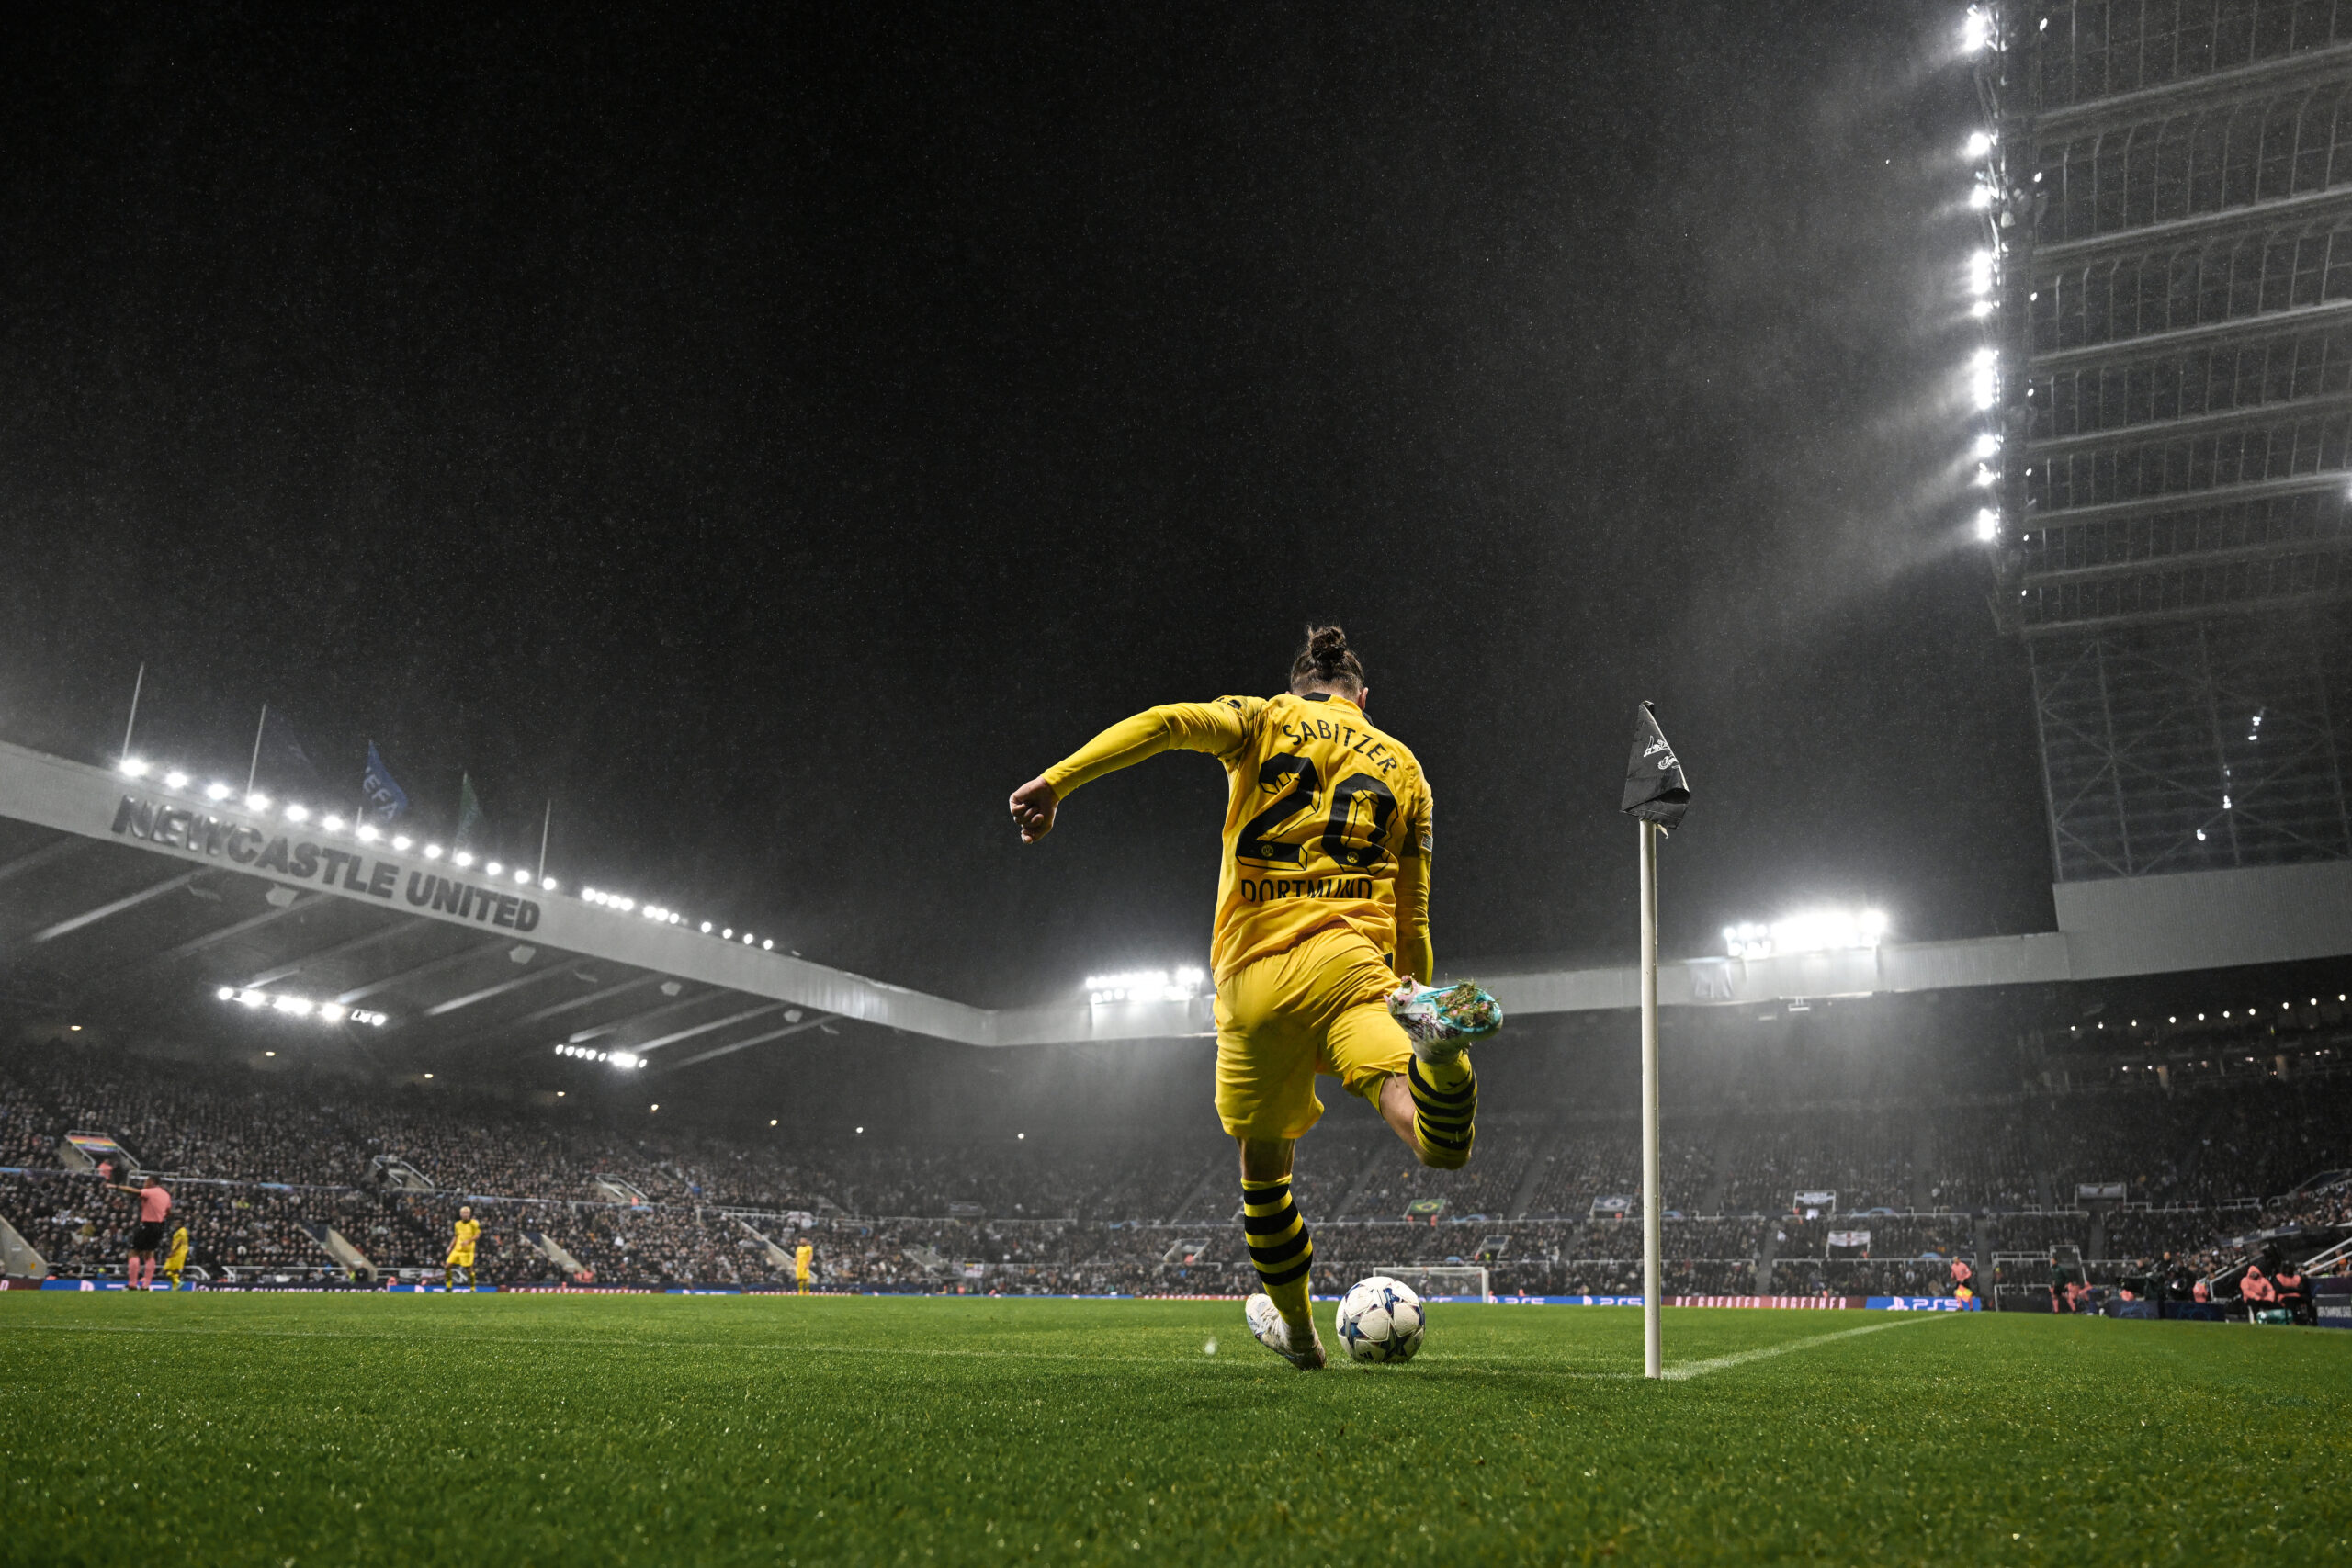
2, 4, 2052, 1010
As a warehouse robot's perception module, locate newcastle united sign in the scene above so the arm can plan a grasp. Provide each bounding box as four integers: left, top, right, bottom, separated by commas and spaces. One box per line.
109, 793, 542, 932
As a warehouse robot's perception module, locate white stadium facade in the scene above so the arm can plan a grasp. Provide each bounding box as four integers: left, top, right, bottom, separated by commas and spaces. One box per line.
1, 737, 2346, 1075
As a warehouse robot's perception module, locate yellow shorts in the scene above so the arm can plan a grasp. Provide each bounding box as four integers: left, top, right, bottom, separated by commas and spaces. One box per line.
1214, 925, 1413, 1141
446, 1251, 475, 1269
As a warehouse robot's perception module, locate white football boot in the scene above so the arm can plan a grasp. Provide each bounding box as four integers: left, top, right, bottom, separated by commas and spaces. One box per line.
1244, 1292, 1328, 1371
1389, 979, 1500, 1066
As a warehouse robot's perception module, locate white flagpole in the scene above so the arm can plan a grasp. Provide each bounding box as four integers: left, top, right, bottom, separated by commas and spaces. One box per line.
120, 663, 145, 764
1640, 817, 1663, 1379
244, 705, 267, 796
537, 800, 552, 881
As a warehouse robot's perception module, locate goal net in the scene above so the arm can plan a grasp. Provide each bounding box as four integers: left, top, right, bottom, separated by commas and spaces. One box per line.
1351, 1264, 1491, 1303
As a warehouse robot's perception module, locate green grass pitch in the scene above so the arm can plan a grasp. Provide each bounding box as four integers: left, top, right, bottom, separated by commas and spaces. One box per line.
2, 1294, 2345, 1565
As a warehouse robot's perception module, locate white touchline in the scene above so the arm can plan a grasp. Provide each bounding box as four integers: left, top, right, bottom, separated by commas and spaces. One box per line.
1660, 1313, 1945, 1382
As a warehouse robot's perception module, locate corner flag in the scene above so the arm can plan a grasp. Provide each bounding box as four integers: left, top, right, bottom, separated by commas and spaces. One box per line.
1619, 701, 1690, 831
1618, 698, 1690, 1381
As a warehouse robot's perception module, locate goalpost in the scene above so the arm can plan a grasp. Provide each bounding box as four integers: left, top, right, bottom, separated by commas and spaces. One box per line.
1359, 1264, 1492, 1303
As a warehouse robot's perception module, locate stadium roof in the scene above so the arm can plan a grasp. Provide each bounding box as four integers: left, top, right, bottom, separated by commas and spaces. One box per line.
0, 739, 2346, 1067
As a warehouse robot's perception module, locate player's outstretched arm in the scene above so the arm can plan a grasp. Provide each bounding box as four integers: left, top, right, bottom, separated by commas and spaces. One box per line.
1010, 777, 1060, 843
1011, 700, 1251, 844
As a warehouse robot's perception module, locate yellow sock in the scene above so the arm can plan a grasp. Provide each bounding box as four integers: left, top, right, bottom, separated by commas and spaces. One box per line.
1408, 1056, 1477, 1169
1241, 1176, 1315, 1327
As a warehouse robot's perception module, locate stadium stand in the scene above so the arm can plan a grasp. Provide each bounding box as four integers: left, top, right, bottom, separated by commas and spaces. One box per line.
2, 1035, 2346, 1299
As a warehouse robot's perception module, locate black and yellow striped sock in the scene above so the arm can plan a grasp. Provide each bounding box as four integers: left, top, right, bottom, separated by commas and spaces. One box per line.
1408, 1055, 1477, 1169
1241, 1176, 1315, 1327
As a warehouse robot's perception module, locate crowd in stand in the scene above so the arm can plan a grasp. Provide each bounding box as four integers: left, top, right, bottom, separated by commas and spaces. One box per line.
2, 1039, 2346, 1297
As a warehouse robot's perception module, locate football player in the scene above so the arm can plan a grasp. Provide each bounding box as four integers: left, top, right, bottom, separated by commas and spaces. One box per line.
1011, 626, 1483, 1370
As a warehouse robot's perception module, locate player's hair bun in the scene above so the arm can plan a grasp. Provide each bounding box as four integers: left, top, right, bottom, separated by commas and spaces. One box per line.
1289, 624, 1367, 693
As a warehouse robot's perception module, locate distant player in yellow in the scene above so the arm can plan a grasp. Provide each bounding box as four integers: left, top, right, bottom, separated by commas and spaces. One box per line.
1011, 626, 1482, 1370
163, 1224, 189, 1290
446, 1205, 481, 1289
794, 1242, 813, 1295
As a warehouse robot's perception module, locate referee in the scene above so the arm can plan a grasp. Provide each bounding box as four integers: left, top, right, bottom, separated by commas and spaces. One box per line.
106, 1172, 173, 1291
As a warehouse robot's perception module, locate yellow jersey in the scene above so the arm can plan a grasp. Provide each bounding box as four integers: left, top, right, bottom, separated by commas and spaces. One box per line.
794, 1244, 813, 1278
448, 1218, 481, 1258
164, 1227, 189, 1267
1043, 692, 1433, 983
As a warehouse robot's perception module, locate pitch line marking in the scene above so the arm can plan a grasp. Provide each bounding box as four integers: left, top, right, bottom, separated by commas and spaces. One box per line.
1657, 1312, 1945, 1381
3, 1308, 1951, 1381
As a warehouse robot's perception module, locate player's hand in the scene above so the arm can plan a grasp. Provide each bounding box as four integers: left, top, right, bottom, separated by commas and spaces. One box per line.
1009, 776, 1060, 843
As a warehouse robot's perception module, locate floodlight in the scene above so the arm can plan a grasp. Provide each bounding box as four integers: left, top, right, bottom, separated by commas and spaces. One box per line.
322, 815, 345, 832
514, 868, 531, 884
486, 862, 503, 876
542, 878, 559, 892
272, 996, 312, 1016
164, 771, 189, 789
1723, 908, 1888, 959
217, 987, 235, 1000
1968, 183, 1993, 209
356, 824, 380, 842
1975, 509, 1999, 541
1967, 251, 1994, 296
763, 939, 774, 950
235, 989, 266, 1007
392, 835, 413, 851
424, 843, 443, 859
611, 1052, 639, 1069
318, 1004, 347, 1022
702, 921, 713, 933
246, 793, 271, 811
1969, 299, 1995, 318
453, 852, 475, 867
1964, 130, 1993, 157
285, 805, 310, 823
1970, 351, 1997, 410
1973, 433, 2000, 457
119, 758, 151, 778
742, 932, 755, 944
1973, 465, 1996, 487
1962, 7, 1989, 51
205, 781, 232, 801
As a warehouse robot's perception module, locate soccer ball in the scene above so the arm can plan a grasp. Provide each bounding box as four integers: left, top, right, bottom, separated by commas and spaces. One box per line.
1335, 1275, 1425, 1364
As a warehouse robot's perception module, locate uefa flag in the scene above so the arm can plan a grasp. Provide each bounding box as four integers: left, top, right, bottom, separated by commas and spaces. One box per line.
1619, 701, 1690, 831
361, 742, 411, 822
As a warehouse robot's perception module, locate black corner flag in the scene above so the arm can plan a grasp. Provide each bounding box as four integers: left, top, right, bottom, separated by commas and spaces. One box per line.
1619, 700, 1690, 832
